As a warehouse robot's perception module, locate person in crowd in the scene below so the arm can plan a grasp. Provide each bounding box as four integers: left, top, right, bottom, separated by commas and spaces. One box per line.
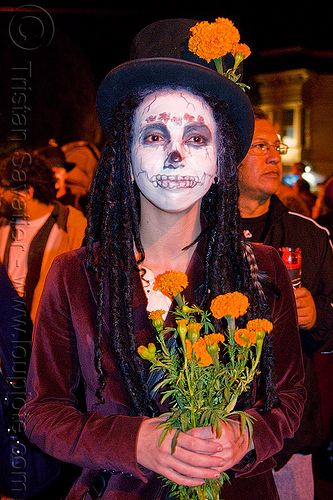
291, 161, 306, 180
238, 107, 333, 499
0, 261, 32, 379
312, 174, 333, 483
36, 141, 77, 205
0, 261, 31, 497
61, 140, 100, 214
0, 150, 87, 323
0, 261, 64, 500
314, 176, 333, 238
19, 18, 305, 500
277, 191, 310, 216
291, 178, 317, 217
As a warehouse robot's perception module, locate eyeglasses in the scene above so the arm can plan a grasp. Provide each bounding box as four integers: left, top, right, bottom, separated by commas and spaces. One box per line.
248, 142, 289, 156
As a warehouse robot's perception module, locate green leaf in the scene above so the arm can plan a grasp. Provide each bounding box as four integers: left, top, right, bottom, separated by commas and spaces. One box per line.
160, 390, 176, 403
239, 412, 247, 434
171, 428, 180, 454
198, 409, 211, 426
180, 409, 190, 431
158, 426, 170, 446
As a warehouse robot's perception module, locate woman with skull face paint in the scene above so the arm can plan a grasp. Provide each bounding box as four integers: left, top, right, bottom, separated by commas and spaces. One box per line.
20, 19, 305, 500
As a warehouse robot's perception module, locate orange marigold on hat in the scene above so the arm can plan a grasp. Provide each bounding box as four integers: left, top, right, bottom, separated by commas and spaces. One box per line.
188, 17, 251, 91
232, 42, 251, 59
188, 17, 240, 63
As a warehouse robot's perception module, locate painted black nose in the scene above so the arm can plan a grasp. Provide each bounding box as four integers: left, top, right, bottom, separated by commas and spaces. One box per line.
164, 150, 183, 169
169, 150, 182, 163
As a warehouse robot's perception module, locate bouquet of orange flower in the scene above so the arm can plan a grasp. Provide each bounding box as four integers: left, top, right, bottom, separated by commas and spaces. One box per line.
138, 271, 273, 500
188, 17, 251, 91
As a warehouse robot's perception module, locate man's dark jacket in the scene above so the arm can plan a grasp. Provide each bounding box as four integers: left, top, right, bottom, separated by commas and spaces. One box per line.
242, 194, 333, 468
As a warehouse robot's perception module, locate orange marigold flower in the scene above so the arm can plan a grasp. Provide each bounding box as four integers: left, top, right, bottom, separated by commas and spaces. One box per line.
137, 343, 156, 362
232, 43, 251, 59
185, 338, 193, 361
210, 292, 249, 319
234, 328, 257, 347
148, 309, 166, 332
176, 319, 188, 340
187, 322, 202, 344
148, 310, 166, 321
153, 271, 188, 298
192, 337, 214, 366
205, 333, 225, 356
188, 17, 240, 63
246, 319, 273, 334
204, 332, 225, 346
137, 345, 147, 357
187, 333, 225, 366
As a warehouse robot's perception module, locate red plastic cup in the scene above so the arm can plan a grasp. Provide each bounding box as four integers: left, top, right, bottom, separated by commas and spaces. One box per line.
279, 247, 302, 289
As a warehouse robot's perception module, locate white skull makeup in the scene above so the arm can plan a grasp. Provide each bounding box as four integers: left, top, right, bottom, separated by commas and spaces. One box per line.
131, 89, 218, 213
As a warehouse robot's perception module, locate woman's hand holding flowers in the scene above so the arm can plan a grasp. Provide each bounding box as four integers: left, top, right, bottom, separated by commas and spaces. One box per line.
186, 419, 251, 472
137, 418, 226, 487
138, 271, 273, 499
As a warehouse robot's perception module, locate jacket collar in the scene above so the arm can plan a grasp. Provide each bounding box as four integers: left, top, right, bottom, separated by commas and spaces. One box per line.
268, 194, 289, 219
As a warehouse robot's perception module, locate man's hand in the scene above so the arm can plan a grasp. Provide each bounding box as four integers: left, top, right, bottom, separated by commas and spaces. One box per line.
294, 287, 317, 329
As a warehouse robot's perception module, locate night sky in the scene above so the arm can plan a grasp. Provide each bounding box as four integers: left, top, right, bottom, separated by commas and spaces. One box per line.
39, 2, 332, 84
1, 2, 331, 149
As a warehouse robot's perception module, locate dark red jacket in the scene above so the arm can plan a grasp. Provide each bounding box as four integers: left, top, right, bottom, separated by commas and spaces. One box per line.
20, 243, 305, 499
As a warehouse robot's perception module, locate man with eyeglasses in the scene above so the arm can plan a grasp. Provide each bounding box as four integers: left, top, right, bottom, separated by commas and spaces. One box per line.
238, 107, 333, 499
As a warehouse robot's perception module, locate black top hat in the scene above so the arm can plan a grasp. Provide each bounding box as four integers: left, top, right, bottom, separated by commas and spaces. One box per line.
96, 18, 254, 161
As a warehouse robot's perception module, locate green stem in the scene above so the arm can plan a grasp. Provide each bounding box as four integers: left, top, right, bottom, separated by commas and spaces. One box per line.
226, 316, 235, 337
187, 362, 196, 428
180, 333, 196, 428
154, 361, 170, 370
227, 316, 236, 368
195, 483, 207, 500
158, 331, 171, 357
248, 337, 263, 378
174, 293, 183, 308
212, 353, 220, 373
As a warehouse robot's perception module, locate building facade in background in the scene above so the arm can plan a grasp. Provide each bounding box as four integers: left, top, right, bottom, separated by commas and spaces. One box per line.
251, 48, 333, 183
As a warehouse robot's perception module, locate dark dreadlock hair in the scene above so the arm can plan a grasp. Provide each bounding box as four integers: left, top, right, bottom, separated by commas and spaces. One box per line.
86, 86, 280, 417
